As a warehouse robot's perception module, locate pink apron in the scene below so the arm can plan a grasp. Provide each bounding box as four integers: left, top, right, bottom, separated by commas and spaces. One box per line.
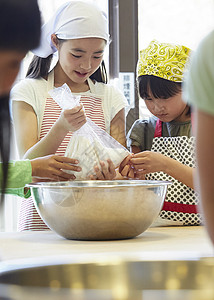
18, 72, 106, 231
145, 118, 202, 225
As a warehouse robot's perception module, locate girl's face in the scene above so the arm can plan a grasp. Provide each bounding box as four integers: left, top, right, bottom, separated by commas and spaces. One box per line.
53, 36, 106, 85
144, 91, 189, 122
0, 50, 26, 96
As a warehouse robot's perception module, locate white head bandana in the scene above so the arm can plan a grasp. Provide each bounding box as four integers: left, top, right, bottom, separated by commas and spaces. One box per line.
33, 0, 109, 58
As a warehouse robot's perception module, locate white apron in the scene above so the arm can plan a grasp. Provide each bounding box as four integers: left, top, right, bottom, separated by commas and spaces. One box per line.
146, 118, 202, 226
18, 72, 106, 231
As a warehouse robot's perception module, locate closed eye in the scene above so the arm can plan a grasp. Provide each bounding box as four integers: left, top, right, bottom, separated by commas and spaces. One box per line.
72, 54, 81, 58
94, 55, 103, 59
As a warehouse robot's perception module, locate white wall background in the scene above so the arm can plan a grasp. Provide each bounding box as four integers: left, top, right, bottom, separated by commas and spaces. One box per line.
138, 0, 214, 118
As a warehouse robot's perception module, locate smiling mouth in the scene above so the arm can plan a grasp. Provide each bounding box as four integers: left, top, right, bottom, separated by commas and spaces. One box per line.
75, 71, 88, 77
157, 113, 168, 118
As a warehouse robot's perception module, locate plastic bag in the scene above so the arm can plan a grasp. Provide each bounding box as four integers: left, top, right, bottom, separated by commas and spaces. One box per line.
49, 84, 130, 179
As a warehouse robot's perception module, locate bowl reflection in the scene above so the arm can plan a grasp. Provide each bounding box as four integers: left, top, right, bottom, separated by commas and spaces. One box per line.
0, 259, 214, 300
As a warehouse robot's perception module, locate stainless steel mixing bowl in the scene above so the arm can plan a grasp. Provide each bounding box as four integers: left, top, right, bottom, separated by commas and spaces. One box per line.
27, 180, 170, 240
1, 258, 214, 300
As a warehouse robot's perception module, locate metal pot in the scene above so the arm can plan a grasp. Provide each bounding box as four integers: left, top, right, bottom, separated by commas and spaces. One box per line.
0, 258, 214, 300
27, 180, 170, 240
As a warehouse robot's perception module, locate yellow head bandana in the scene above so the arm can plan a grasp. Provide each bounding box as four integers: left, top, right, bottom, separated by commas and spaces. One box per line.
137, 40, 191, 82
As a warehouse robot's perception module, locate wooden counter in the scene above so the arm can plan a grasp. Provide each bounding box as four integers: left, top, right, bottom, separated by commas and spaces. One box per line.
0, 226, 213, 268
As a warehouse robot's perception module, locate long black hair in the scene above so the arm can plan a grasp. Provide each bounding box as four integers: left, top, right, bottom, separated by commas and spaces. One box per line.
138, 75, 191, 114
26, 38, 108, 83
0, 0, 41, 202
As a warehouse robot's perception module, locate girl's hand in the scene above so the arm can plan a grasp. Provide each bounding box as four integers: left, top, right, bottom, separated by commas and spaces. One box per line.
89, 159, 116, 180
130, 151, 168, 175
118, 154, 135, 178
56, 103, 87, 132
30, 155, 81, 181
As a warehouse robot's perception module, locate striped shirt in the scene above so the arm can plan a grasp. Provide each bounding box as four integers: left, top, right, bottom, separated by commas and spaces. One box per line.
18, 94, 106, 231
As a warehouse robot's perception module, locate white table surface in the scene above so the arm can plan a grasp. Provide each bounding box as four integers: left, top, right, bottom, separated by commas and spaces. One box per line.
0, 226, 213, 268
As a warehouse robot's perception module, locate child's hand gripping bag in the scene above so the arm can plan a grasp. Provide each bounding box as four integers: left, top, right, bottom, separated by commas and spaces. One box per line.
49, 84, 130, 179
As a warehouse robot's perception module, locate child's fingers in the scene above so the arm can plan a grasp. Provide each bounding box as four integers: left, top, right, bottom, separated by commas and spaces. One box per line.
54, 156, 79, 164
51, 173, 76, 181
99, 161, 108, 178
136, 169, 147, 176
120, 164, 131, 177
130, 157, 146, 165
107, 159, 116, 176
59, 163, 82, 172
99, 160, 116, 180
94, 165, 105, 180
135, 172, 146, 180
66, 104, 83, 114
88, 174, 96, 180
119, 154, 132, 173
127, 167, 135, 178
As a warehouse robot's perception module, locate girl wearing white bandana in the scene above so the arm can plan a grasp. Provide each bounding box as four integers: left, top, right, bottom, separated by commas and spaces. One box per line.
11, 0, 127, 231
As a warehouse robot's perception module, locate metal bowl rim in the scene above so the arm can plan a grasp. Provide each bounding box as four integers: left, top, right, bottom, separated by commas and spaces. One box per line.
27, 180, 172, 189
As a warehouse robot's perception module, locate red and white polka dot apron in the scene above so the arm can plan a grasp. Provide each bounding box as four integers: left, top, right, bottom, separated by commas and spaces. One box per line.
145, 118, 202, 225
18, 72, 106, 231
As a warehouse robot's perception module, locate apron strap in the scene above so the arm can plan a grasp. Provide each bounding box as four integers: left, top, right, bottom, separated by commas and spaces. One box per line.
87, 78, 96, 93
162, 201, 198, 214
155, 113, 193, 138
154, 118, 162, 138
191, 113, 195, 135
47, 70, 55, 93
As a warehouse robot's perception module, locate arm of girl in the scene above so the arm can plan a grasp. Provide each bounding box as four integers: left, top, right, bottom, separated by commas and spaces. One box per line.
119, 145, 194, 188
130, 151, 194, 189
110, 108, 126, 147
12, 101, 86, 159
30, 155, 81, 181
195, 110, 214, 243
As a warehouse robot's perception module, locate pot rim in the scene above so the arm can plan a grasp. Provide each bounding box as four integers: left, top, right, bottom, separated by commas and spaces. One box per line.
26, 180, 172, 189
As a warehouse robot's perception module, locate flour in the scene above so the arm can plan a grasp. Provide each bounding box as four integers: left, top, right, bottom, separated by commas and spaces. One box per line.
49, 83, 130, 179
41, 184, 163, 240
65, 135, 129, 180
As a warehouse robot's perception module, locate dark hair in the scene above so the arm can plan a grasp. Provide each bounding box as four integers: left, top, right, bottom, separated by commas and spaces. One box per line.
138, 75, 191, 115
27, 55, 53, 79
0, 95, 11, 201
0, 0, 41, 202
0, 0, 41, 52
27, 38, 108, 83
138, 75, 182, 100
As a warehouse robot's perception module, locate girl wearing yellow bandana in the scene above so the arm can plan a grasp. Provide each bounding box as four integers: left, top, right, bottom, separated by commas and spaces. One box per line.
120, 40, 202, 226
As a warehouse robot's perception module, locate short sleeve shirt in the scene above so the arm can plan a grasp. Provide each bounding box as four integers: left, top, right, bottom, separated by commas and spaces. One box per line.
127, 116, 192, 151
10, 76, 128, 135
183, 30, 214, 115
0, 160, 32, 198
